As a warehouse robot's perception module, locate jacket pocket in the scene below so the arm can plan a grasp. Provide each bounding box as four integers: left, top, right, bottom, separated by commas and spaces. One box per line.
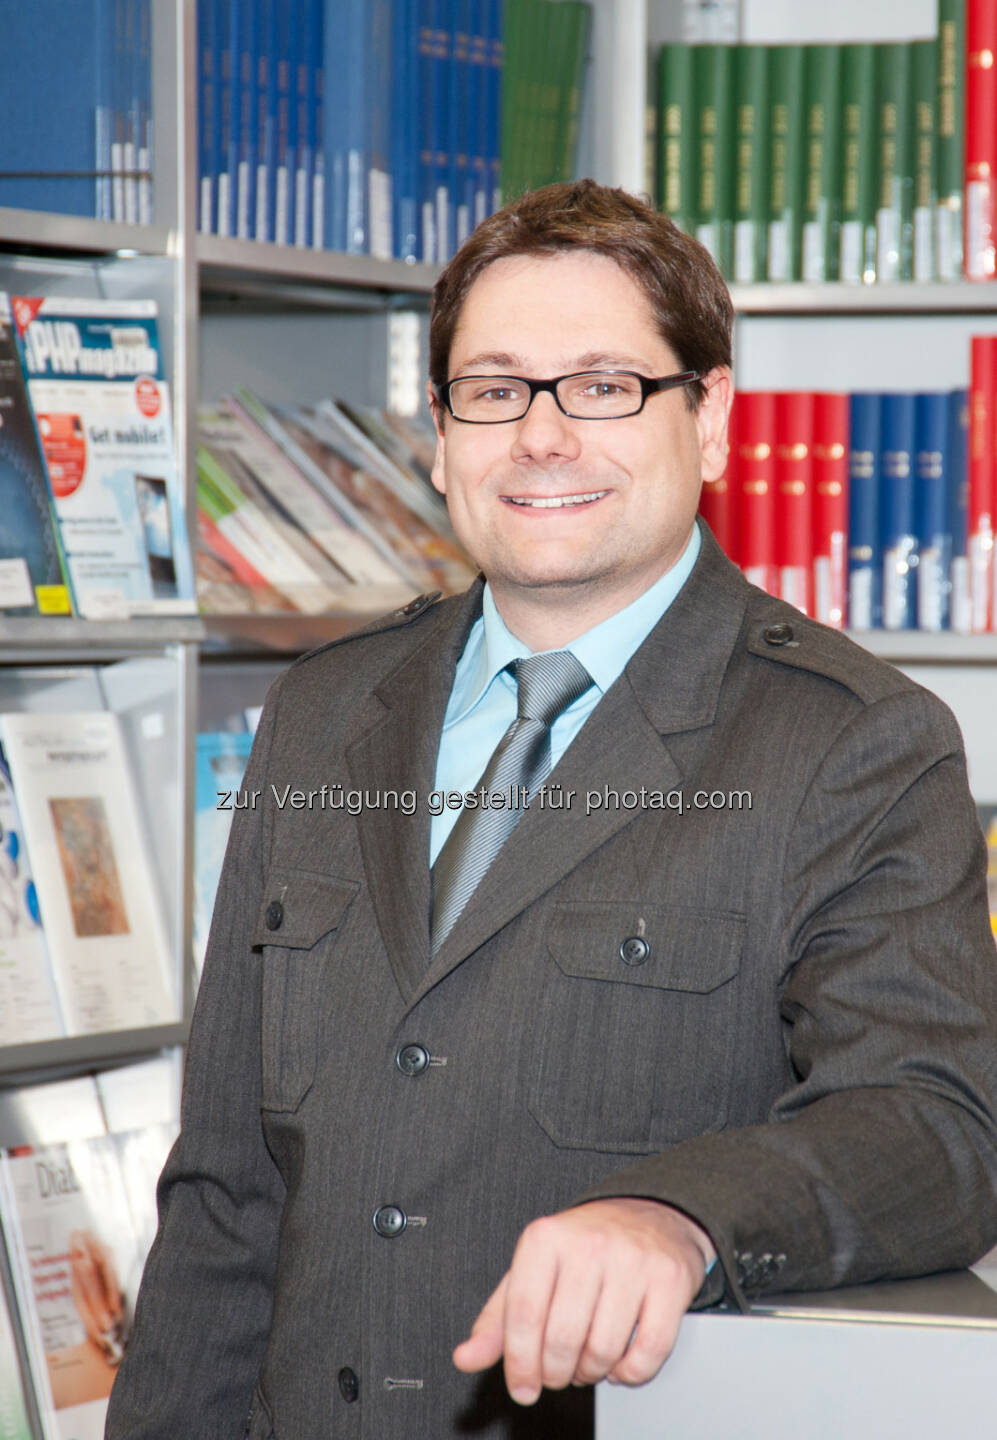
252, 868, 359, 1112
528, 902, 744, 1153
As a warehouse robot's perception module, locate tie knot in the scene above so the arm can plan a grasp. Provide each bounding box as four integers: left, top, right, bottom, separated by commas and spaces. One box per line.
514, 651, 592, 726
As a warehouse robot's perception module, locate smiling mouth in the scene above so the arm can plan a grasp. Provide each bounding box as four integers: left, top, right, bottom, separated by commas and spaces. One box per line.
503, 490, 609, 509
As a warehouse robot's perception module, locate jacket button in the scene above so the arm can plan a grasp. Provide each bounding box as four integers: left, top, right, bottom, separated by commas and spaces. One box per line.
763, 622, 794, 646
265, 900, 284, 931
396, 1043, 430, 1076
619, 936, 649, 965
372, 1205, 407, 1238
337, 1367, 359, 1404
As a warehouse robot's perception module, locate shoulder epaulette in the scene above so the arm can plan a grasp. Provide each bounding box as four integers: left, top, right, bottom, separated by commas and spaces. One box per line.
743, 597, 916, 707
288, 591, 447, 670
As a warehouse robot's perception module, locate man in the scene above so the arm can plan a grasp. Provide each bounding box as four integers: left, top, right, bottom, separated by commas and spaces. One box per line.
106, 181, 997, 1440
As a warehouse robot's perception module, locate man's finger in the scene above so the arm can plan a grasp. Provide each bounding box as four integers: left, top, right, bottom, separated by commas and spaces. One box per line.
498, 1219, 562, 1405
604, 1255, 694, 1386
535, 1248, 604, 1391
452, 1273, 509, 1374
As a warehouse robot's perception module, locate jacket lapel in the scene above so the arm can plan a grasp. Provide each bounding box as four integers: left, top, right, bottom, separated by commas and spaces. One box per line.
409, 527, 752, 1008
346, 584, 484, 1004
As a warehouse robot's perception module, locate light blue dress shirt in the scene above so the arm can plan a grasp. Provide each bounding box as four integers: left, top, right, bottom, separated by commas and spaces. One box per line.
429, 523, 702, 863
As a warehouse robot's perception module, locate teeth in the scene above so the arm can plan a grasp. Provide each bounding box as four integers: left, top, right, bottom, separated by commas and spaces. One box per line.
507, 491, 607, 508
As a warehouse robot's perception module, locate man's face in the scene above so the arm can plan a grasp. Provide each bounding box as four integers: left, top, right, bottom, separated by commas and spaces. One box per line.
429, 251, 731, 617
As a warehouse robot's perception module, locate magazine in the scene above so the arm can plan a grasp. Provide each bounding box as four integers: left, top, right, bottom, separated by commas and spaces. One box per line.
271, 402, 474, 594
0, 294, 71, 617
198, 405, 354, 614
0, 712, 175, 1036
0, 1135, 144, 1440
12, 297, 195, 620
0, 754, 65, 1045
223, 394, 412, 589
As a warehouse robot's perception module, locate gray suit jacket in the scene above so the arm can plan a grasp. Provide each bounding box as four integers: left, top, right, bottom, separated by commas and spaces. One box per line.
105, 527, 997, 1440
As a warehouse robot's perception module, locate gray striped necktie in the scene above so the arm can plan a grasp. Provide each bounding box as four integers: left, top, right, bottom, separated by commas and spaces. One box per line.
430, 650, 592, 954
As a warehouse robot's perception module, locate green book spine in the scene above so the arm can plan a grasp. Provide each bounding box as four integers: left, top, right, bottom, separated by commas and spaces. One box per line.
657, 44, 696, 231
936, 0, 965, 278
500, 0, 526, 200
561, 4, 592, 182
694, 43, 734, 277
801, 44, 841, 282
911, 38, 938, 280
875, 42, 913, 283
766, 44, 805, 281
535, 1, 564, 186
522, 0, 552, 190
733, 45, 769, 282
839, 44, 878, 283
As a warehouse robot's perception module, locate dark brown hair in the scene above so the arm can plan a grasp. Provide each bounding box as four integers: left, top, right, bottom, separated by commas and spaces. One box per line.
429, 179, 734, 413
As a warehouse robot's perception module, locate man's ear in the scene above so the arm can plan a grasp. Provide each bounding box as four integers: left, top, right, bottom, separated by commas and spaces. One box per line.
427, 380, 448, 496
695, 367, 734, 485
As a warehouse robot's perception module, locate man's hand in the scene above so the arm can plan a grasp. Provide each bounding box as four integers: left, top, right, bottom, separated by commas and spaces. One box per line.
452, 1197, 716, 1405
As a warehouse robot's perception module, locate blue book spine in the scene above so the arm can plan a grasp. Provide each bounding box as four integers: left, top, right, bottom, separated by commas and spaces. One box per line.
879, 392, 917, 630
848, 393, 882, 630
96, 0, 116, 221
236, 0, 261, 239
487, 0, 503, 213
123, 0, 141, 224
392, 0, 419, 260
197, 0, 213, 232
368, 0, 393, 257
255, 0, 273, 240
225, 0, 243, 239
273, 0, 294, 244
433, 0, 452, 261
345, 0, 368, 252
137, 0, 153, 224
452, 0, 473, 250
110, 0, 128, 220
292, 0, 310, 246
470, 0, 489, 227
914, 392, 951, 631
322, 0, 347, 252
306, 0, 325, 249
417, 0, 438, 260
214, 0, 233, 235
947, 388, 971, 633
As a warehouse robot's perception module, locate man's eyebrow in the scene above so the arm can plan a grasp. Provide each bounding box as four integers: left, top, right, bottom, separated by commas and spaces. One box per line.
451, 350, 659, 375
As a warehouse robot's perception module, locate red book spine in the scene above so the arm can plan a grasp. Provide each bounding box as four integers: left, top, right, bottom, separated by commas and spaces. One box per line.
774, 391, 814, 616
969, 335, 996, 629
735, 391, 777, 596
699, 393, 737, 560
965, 0, 997, 279
811, 393, 850, 629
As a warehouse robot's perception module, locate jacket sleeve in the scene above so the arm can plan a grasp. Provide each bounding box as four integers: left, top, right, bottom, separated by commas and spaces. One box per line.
576, 687, 997, 1311
105, 675, 287, 1439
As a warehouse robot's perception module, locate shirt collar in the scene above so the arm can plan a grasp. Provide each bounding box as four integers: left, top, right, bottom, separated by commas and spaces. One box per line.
450, 523, 702, 723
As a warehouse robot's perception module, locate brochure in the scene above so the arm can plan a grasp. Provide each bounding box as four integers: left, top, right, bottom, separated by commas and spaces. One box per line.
12, 297, 195, 620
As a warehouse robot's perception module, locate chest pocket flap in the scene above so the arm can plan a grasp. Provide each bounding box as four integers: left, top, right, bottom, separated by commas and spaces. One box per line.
546, 902, 743, 991
252, 868, 359, 951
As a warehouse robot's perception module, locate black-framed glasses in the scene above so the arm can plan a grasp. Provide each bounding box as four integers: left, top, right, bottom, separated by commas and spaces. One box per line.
436, 368, 701, 423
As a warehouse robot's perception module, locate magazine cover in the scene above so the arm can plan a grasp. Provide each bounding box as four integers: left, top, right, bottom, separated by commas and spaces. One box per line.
11, 297, 195, 620
193, 731, 253, 972
0, 1136, 143, 1440
0, 294, 72, 617
0, 712, 175, 1036
0, 753, 65, 1046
